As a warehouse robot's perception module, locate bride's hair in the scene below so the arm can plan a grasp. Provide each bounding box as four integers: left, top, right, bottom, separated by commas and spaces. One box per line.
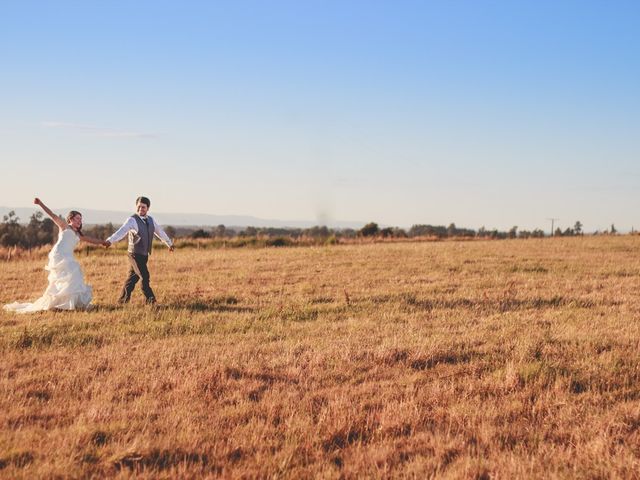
66, 210, 84, 237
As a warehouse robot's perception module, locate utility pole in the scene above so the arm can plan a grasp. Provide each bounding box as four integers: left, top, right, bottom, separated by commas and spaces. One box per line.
547, 218, 559, 237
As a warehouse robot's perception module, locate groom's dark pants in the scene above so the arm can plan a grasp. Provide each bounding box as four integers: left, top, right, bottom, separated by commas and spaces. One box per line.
119, 253, 156, 304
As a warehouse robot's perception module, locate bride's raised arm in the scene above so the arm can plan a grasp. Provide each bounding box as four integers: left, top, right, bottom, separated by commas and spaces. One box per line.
34, 198, 67, 230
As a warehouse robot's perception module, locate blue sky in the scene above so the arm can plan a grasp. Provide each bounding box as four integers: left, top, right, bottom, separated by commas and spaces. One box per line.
1, 1, 639, 231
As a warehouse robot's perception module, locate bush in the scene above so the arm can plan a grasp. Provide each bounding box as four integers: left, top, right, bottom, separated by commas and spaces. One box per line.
266, 237, 292, 247
359, 222, 379, 237
190, 229, 211, 239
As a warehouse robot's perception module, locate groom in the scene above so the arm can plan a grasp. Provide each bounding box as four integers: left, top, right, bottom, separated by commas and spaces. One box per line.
105, 196, 174, 304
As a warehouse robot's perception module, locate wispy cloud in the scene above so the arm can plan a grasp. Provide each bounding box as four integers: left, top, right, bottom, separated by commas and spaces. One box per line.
41, 121, 157, 139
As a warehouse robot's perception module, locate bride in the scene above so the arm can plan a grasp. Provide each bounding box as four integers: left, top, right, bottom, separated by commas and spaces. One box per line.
3, 198, 107, 313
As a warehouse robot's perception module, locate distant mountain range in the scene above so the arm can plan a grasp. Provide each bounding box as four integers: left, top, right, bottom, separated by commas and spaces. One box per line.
0, 206, 366, 229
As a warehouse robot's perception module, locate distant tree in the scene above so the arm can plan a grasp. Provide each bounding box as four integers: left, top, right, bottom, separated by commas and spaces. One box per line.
610, 224, 617, 234
359, 222, 379, 237
2, 211, 19, 224
521, 229, 545, 238
490, 229, 507, 239
304, 226, 330, 238
573, 221, 583, 235
0, 211, 24, 247
554, 227, 563, 237
508, 226, 518, 239
340, 228, 357, 239
164, 225, 177, 239
409, 224, 447, 238
213, 224, 227, 237
190, 229, 210, 239
24, 212, 55, 248
392, 227, 408, 238
84, 222, 114, 242
239, 226, 258, 237
379, 227, 394, 238
23, 212, 41, 249
41, 218, 56, 242
261, 227, 302, 238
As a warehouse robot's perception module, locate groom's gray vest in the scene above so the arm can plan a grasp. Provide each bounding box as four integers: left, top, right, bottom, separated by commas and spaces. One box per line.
128, 215, 155, 256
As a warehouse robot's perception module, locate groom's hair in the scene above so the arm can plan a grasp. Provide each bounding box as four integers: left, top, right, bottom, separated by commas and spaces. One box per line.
136, 196, 151, 208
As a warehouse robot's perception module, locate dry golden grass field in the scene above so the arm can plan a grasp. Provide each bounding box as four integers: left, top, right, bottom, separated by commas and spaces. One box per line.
1, 237, 640, 478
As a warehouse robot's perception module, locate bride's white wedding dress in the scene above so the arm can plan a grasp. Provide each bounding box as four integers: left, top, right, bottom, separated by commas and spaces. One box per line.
4, 229, 93, 313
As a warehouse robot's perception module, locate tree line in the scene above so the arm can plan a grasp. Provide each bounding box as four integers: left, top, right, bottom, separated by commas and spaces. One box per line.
0, 211, 621, 249
0, 211, 118, 249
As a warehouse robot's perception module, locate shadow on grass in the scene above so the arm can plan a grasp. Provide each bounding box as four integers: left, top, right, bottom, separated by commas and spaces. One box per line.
368, 293, 623, 313
89, 297, 254, 313
114, 449, 215, 474
162, 302, 254, 313
163, 296, 254, 313
87, 304, 123, 313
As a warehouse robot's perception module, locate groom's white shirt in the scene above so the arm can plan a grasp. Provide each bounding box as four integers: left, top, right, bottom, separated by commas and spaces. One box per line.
106, 215, 173, 247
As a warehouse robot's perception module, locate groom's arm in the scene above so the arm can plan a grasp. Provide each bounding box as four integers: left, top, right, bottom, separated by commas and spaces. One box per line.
152, 218, 174, 251
105, 217, 137, 247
